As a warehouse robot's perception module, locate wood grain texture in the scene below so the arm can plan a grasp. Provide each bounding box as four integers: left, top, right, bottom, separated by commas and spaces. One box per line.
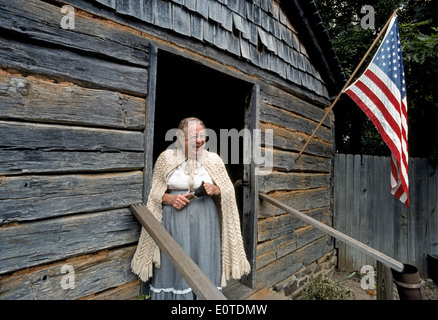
255, 235, 334, 289
261, 102, 332, 142
259, 188, 330, 218
0, 246, 139, 300
0, 74, 145, 130
260, 122, 332, 157
0, 0, 150, 67
0, 121, 144, 152
268, 149, 330, 172
0, 171, 143, 224
0, 209, 141, 275
0, 37, 148, 97
0, 149, 144, 175
258, 172, 329, 193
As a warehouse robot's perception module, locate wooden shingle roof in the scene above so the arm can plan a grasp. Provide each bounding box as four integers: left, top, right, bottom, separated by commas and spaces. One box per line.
94, 0, 345, 99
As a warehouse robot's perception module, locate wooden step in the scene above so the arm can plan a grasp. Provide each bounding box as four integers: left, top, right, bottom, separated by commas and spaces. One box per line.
246, 288, 290, 300
223, 279, 289, 300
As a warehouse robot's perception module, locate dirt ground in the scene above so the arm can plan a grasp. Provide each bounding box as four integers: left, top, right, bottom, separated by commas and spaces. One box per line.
329, 269, 438, 300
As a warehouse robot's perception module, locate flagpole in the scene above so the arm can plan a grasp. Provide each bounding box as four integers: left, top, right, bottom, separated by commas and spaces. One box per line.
297, 8, 399, 158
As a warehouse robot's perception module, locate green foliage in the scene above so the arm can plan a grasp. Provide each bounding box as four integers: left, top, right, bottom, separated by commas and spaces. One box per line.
315, 0, 438, 161
300, 277, 354, 300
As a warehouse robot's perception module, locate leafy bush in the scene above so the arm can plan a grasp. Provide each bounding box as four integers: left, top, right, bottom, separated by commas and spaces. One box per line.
301, 277, 354, 300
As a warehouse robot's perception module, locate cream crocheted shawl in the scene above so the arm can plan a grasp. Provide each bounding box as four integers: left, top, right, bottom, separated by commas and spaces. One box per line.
131, 148, 251, 287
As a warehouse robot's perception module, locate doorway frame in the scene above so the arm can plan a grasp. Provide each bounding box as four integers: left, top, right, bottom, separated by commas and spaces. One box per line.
143, 44, 260, 288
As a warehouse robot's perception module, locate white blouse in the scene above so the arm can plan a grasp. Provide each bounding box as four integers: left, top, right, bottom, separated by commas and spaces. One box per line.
166, 160, 213, 191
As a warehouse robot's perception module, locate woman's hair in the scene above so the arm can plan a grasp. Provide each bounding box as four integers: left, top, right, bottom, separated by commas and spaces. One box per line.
176, 117, 205, 148
177, 117, 205, 136
176, 117, 206, 192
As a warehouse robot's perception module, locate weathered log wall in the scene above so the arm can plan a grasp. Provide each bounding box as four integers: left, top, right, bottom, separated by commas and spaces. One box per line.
256, 83, 334, 292
0, 0, 148, 299
1, 0, 335, 299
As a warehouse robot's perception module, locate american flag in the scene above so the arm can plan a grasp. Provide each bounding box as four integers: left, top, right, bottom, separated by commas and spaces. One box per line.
345, 16, 409, 207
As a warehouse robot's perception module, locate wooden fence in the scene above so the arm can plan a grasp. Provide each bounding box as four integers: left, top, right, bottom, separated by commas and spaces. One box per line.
334, 154, 438, 277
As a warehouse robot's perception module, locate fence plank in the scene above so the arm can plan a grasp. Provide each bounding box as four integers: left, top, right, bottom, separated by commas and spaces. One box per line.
344, 154, 354, 271
407, 158, 417, 267
351, 154, 362, 271
365, 156, 375, 267
334, 153, 346, 270
334, 154, 438, 277
358, 155, 368, 268
429, 165, 438, 259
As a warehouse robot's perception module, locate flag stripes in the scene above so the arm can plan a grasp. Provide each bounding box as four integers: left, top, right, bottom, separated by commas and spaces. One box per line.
345, 16, 409, 206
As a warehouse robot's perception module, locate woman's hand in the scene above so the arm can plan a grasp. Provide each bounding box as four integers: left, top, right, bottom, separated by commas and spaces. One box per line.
203, 182, 221, 197
162, 193, 191, 211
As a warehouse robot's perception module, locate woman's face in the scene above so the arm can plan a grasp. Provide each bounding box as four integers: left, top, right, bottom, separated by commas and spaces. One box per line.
184, 123, 207, 159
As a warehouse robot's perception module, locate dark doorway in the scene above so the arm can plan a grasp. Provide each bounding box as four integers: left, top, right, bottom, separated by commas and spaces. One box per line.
152, 50, 258, 287
153, 50, 253, 185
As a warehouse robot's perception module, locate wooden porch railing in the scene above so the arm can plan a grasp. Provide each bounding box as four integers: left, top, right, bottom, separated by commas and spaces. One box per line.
131, 192, 405, 300
259, 193, 404, 299
130, 203, 227, 300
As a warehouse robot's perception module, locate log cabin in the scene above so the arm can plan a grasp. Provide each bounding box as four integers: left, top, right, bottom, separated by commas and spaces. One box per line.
0, 0, 346, 299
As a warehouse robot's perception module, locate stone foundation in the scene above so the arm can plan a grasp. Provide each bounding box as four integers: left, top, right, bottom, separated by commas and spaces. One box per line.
273, 249, 337, 298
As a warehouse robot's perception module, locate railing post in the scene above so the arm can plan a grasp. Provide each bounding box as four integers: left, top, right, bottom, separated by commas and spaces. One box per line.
377, 261, 394, 300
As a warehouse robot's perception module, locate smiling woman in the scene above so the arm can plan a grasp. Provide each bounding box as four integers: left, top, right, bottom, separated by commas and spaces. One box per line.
131, 116, 250, 300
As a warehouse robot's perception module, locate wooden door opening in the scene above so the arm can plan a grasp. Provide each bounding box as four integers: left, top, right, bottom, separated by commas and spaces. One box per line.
151, 50, 257, 286
153, 50, 252, 184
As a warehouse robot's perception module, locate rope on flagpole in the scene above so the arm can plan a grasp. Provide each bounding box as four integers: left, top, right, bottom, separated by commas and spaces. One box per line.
297, 8, 399, 159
